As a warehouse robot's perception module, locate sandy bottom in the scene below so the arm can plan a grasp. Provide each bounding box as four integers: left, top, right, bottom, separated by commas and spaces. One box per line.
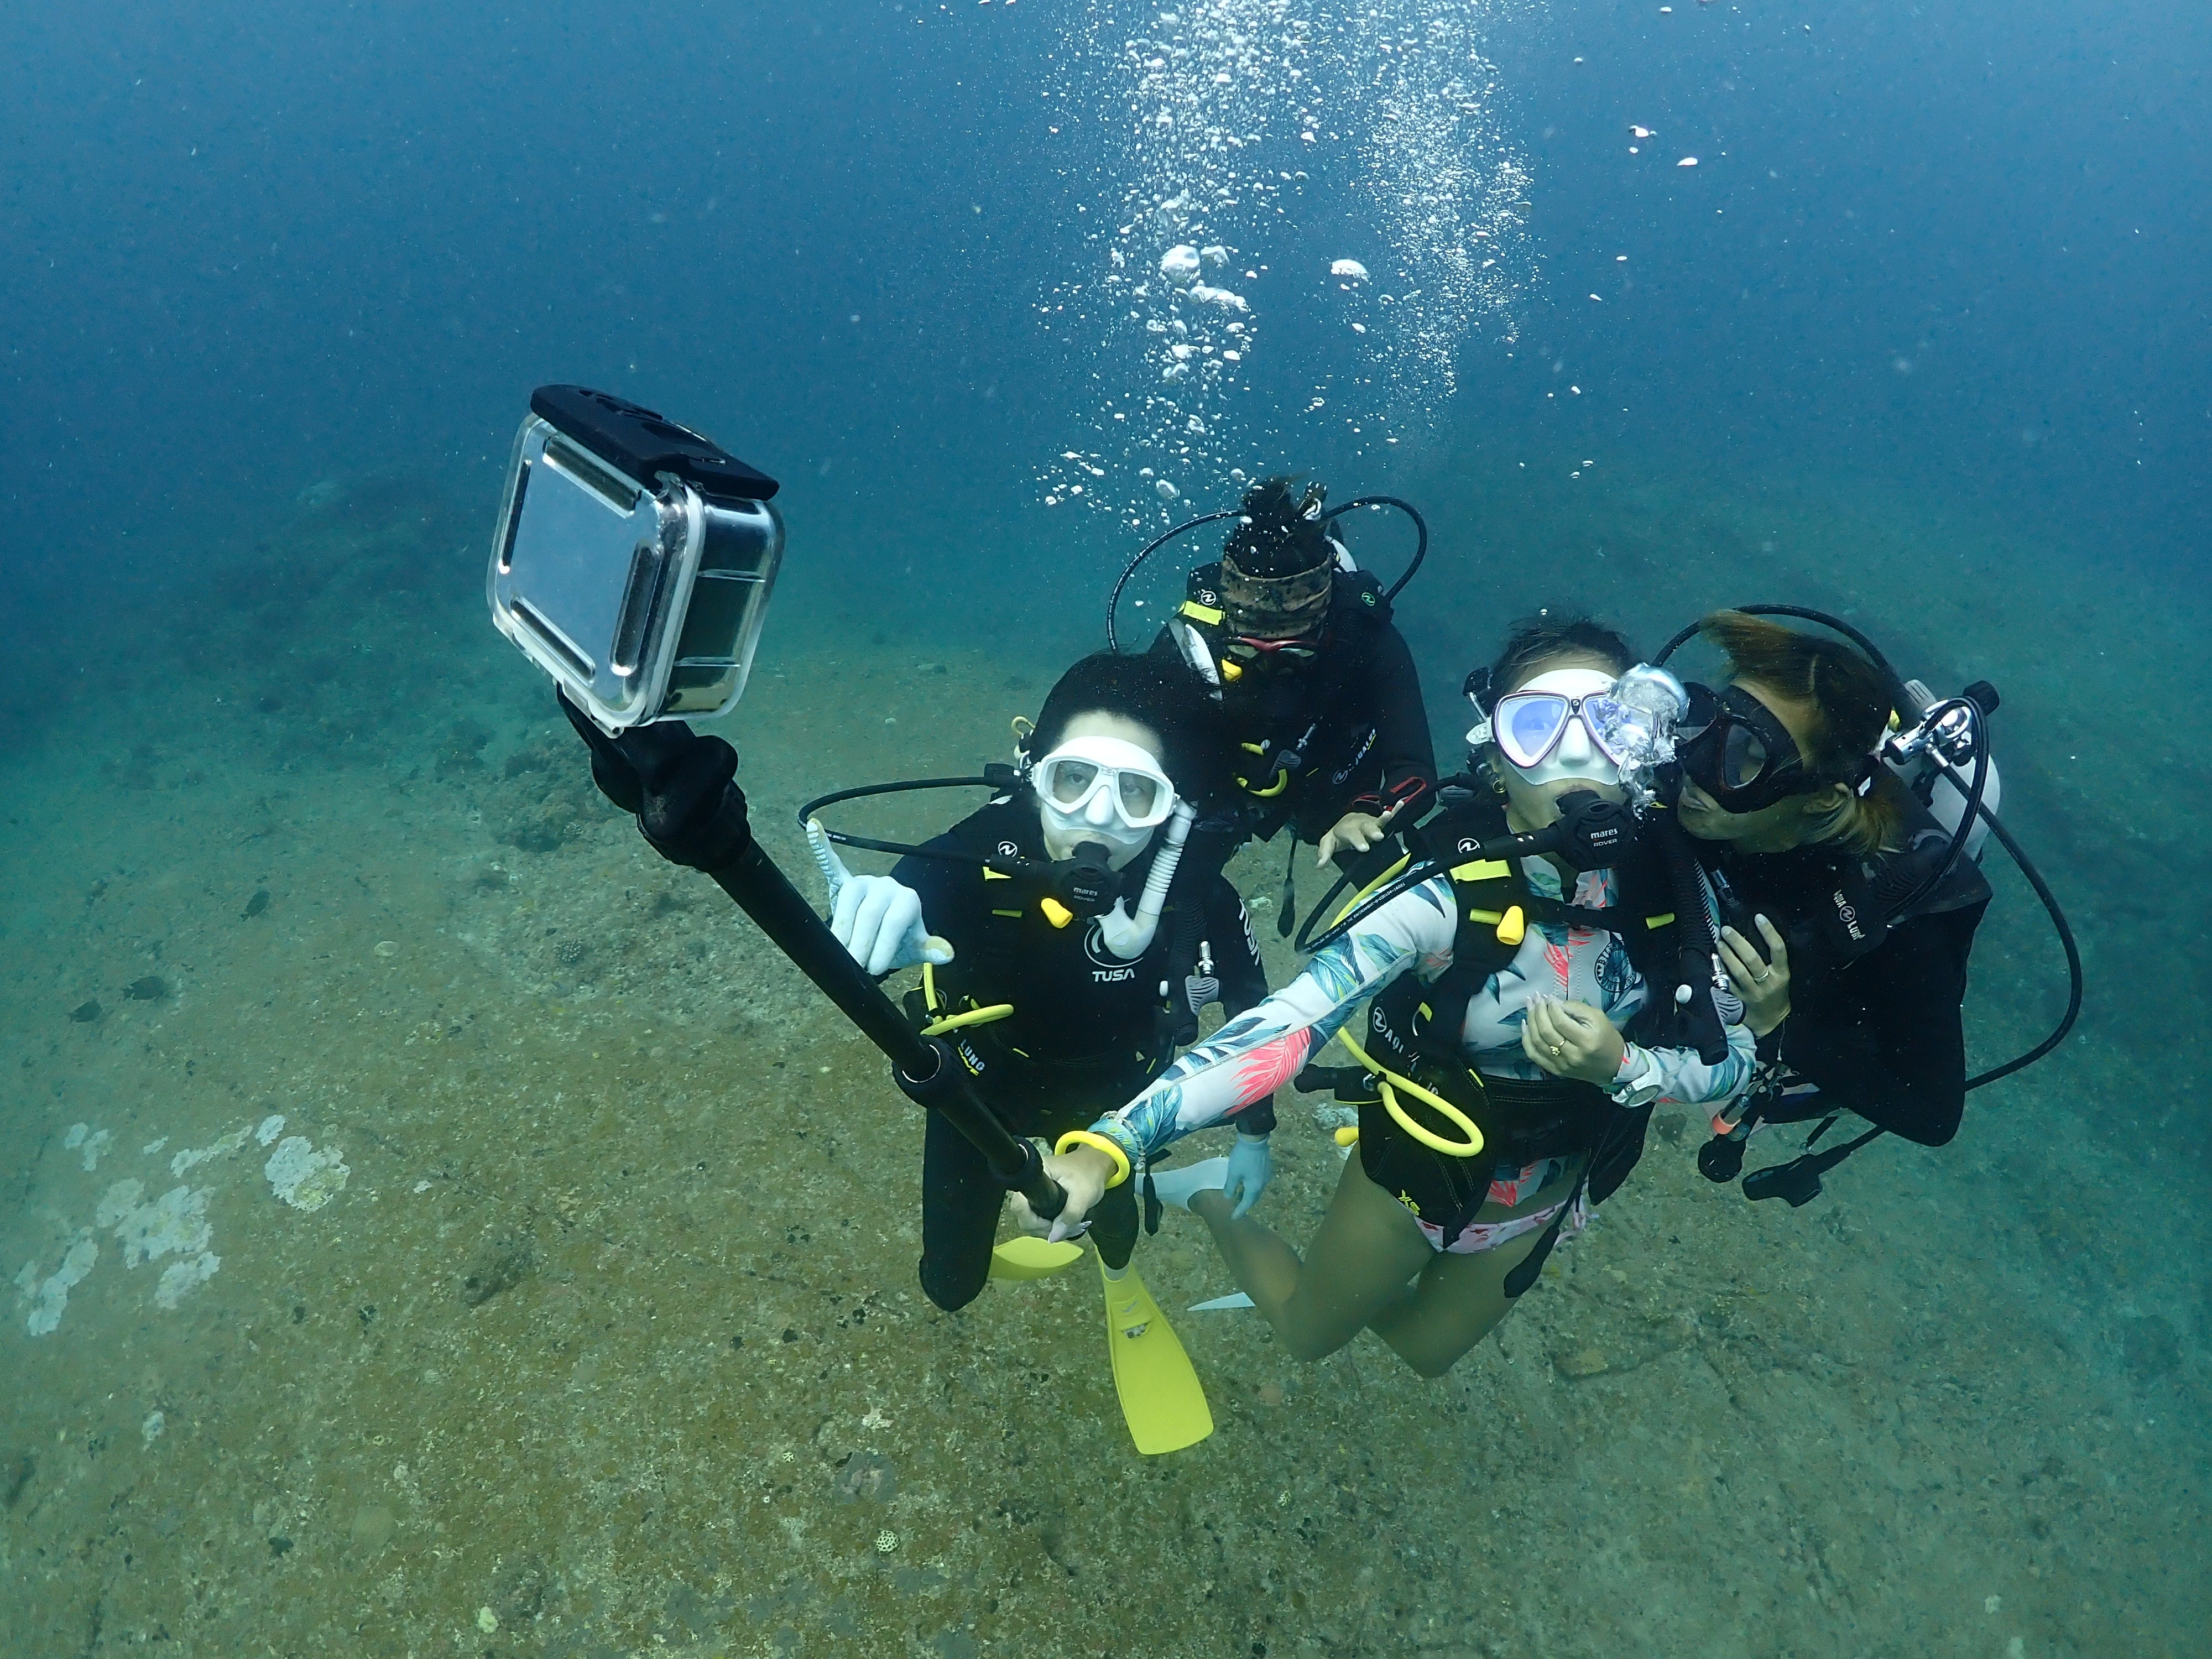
1, 461, 2205, 1658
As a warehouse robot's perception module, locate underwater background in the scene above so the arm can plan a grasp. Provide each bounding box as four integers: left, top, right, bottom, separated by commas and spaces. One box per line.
2, 1, 2206, 1655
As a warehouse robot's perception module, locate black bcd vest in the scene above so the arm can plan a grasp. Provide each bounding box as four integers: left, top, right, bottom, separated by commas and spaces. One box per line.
1173, 562, 1395, 837
911, 797, 1184, 1089
1700, 792, 1994, 992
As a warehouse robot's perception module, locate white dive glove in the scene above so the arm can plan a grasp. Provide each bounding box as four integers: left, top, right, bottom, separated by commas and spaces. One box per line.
809, 823, 954, 976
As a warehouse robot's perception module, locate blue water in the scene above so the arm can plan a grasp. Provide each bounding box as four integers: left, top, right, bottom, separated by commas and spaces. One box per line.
2, 3, 2206, 1655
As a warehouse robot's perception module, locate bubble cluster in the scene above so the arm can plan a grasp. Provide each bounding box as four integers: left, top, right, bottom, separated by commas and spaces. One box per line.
1348, 5, 1531, 394
1036, 1, 1532, 526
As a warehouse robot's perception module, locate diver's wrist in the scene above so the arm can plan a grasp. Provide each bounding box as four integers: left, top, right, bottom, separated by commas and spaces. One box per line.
1745, 1001, 1790, 1040
1606, 1045, 1665, 1108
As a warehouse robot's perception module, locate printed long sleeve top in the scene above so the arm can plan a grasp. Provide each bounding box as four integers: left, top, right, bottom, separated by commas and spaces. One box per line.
1092, 859, 1756, 1168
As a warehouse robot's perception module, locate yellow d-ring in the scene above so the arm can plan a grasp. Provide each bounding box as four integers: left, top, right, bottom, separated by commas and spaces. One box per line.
1335, 1029, 1486, 1159
917, 963, 1014, 1039
1054, 1130, 1133, 1189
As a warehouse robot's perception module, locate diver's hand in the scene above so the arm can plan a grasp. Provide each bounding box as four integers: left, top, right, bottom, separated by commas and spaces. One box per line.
1013, 1145, 1117, 1242
1719, 915, 1791, 1038
1522, 997, 1627, 1086
1223, 1130, 1273, 1219
1316, 805, 1402, 868
830, 873, 953, 977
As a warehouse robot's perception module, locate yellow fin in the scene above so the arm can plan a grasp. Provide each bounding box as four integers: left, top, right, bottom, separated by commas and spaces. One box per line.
989, 1237, 1084, 1281
1099, 1261, 1213, 1454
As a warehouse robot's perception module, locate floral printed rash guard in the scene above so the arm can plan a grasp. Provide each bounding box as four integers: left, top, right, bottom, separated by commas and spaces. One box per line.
1090, 858, 1756, 1172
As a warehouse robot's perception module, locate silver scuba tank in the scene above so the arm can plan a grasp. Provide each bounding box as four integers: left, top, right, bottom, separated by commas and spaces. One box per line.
1885, 679, 1999, 861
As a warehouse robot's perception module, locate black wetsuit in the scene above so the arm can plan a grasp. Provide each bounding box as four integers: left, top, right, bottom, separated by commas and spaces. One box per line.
1152, 564, 1437, 845
894, 794, 1269, 1311
1699, 800, 1991, 1146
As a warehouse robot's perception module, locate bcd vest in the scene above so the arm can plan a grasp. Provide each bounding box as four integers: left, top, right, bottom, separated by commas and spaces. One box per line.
1337, 789, 1704, 1201
905, 798, 1181, 1090
1171, 562, 1395, 832
1702, 791, 1993, 992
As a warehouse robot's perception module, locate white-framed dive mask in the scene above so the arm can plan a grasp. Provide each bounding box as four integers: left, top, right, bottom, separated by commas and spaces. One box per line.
1031, 736, 1178, 868
1470, 667, 1625, 788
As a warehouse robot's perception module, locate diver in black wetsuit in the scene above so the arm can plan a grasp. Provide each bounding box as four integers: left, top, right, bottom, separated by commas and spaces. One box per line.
1669, 611, 1991, 1195
1150, 477, 1437, 920
817, 651, 1271, 1313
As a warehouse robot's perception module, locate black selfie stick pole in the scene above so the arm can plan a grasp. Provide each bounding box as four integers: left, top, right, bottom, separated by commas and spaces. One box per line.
556, 689, 1066, 1220
705, 825, 1068, 1222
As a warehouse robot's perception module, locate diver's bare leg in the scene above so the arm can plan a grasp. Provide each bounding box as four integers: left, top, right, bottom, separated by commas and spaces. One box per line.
1364, 1159, 1585, 1377
1189, 1155, 1433, 1362
1363, 1230, 1546, 1378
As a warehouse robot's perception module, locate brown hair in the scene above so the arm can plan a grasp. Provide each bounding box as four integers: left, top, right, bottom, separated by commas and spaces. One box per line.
1697, 610, 1907, 854
1488, 612, 1637, 695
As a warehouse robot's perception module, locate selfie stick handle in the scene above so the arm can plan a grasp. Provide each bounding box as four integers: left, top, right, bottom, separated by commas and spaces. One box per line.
705, 838, 1068, 1220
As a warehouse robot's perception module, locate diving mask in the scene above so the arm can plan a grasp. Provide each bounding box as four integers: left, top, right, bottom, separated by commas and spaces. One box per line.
1032, 736, 1178, 868
1220, 633, 1322, 677
1475, 668, 1626, 787
1676, 682, 1825, 812
1468, 662, 1687, 795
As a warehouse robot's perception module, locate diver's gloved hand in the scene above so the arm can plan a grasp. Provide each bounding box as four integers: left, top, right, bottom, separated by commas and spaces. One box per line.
556, 691, 752, 872
806, 826, 953, 975
1223, 1130, 1273, 1219
833, 875, 954, 977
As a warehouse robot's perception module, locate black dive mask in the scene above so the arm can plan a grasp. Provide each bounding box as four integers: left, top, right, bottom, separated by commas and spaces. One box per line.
1676, 682, 1823, 813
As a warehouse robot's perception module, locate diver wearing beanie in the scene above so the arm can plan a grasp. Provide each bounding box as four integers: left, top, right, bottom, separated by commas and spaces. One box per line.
1150, 476, 1437, 904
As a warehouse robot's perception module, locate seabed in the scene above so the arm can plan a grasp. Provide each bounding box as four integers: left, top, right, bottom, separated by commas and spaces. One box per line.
2, 459, 2204, 1657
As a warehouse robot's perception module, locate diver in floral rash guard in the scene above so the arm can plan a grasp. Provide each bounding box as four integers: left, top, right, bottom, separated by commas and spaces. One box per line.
1026, 615, 1754, 1378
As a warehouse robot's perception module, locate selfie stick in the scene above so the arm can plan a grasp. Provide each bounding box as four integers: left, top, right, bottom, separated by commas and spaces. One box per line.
696, 803, 1068, 1222
559, 698, 1064, 1217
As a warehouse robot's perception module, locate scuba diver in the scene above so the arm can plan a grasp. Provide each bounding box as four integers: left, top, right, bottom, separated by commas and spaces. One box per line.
1138, 475, 1438, 930
806, 650, 1270, 1452
1661, 608, 2077, 1205
1027, 615, 1755, 1378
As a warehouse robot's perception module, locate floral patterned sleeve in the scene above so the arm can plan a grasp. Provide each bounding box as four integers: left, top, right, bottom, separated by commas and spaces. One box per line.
1089, 876, 1458, 1167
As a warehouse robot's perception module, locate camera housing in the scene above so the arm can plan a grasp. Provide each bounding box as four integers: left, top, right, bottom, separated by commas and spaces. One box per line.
488, 386, 784, 734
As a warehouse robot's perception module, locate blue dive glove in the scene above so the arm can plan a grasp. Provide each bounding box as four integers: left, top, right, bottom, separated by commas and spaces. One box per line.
1223, 1130, 1273, 1219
